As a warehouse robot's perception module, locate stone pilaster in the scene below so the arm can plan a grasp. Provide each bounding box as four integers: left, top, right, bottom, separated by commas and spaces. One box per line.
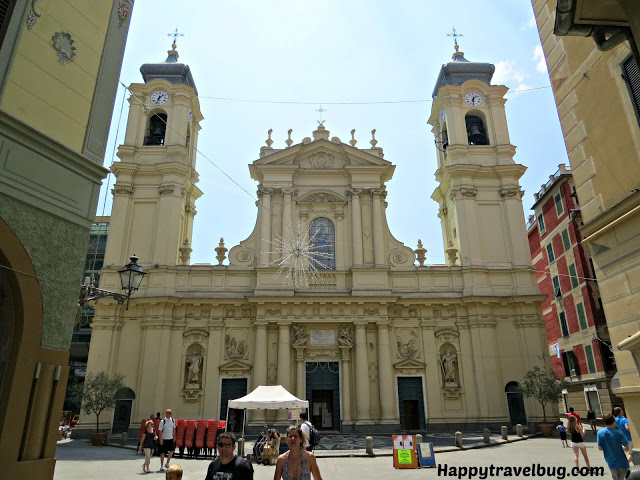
252, 321, 268, 422
340, 347, 352, 423
354, 321, 371, 421
376, 321, 396, 421
371, 188, 385, 266
348, 188, 363, 266
258, 187, 272, 266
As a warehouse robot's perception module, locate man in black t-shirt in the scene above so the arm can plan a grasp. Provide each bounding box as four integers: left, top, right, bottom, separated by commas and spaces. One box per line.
205, 432, 253, 480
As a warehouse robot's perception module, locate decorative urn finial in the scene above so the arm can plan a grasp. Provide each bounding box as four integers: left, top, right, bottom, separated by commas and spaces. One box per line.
215, 238, 228, 266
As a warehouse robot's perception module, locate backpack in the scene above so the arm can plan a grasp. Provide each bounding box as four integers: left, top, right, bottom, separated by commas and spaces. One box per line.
305, 421, 320, 447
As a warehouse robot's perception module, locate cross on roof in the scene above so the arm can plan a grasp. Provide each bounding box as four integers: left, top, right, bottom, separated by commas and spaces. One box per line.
167, 27, 184, 47
315, 105, 327, 126
446, 26, 463, 51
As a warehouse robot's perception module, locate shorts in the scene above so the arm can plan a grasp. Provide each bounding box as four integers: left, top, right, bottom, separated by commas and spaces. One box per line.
560, 432, 567, 440
609, 468, 629, 480
589, 419, 597, 426
571, 442, 586, 448
160, 438, 175, 454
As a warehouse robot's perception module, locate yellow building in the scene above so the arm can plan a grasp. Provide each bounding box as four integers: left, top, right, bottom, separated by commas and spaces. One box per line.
0, 1, 133, 477
532, 0, 640, 458
82, 45, 549, 436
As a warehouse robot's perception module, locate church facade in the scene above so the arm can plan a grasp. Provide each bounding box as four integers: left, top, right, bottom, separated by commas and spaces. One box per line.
81, 45, 548, 434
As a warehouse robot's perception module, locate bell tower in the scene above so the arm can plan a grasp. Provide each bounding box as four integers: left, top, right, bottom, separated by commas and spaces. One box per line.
104, 43, 203, 268
429, 43, 531, 272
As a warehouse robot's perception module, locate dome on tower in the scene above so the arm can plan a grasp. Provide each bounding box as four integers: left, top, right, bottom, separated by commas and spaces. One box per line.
432, 44, 495, 98
140, 43, 198, 95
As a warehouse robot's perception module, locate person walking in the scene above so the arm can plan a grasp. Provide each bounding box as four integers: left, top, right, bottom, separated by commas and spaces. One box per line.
557, 420, 568, 447
587, 407, 597, 434
597, 413, 630, 480
158, 409, 176, 472
568, 415, 590, 469
139, 420, 158, 473
614, 407, 633, 464
299, 412, 313, 452
273, 425, 322, 480
567, 407, 582, 425
204, 432, 254, 480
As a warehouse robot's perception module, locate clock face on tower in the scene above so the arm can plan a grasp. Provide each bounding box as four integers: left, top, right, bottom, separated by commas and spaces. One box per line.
150, 91, 169, 106
464, 91, 483, 106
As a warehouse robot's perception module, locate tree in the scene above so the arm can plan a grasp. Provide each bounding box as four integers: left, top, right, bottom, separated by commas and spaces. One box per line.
71, 372, 126, 433
518, 366, 568, 423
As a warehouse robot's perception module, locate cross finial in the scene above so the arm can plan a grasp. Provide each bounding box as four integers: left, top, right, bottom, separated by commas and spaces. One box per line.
315, 105, 327, 126
446, 26, 463, 52
167, 27, 184, 48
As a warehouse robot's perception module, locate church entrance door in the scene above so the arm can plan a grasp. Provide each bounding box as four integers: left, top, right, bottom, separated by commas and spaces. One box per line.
397, 377, 426, 431
505, 381, 527, 425
305, 362, 340, 431
220, 378, 247, 431
112, 387, 135, 434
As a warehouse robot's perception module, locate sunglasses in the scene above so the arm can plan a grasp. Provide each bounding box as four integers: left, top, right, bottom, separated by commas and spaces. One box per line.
217, 442, 233, 448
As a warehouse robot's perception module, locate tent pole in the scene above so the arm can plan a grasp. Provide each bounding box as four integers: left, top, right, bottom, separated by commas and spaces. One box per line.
225, 407, 229, 432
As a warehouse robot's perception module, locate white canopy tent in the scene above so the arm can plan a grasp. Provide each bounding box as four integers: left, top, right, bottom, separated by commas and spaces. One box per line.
226, 385, 309, 441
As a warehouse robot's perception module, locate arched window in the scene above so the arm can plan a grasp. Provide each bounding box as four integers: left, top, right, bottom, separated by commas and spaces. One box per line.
465, 114, 489, 145
144, 113, 167, 145
308, 217, 335, 270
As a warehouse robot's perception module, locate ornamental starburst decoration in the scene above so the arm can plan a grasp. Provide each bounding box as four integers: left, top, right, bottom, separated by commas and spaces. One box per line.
264, 220, 334, 288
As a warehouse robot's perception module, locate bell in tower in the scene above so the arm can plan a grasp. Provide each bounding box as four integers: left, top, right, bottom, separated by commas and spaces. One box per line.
465, 115, 488, 145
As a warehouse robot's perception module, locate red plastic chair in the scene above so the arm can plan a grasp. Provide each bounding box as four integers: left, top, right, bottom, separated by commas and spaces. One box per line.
217, 420, 227, 431
185, 420, 196, 452
206, 420, 218, 450
153, 418, 161, 433
175, 420, 186, 448
195, 419, 206, 451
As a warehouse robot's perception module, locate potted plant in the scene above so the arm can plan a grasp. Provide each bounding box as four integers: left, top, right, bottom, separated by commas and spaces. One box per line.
518, 366, 568, 437
71, 372, 126, 445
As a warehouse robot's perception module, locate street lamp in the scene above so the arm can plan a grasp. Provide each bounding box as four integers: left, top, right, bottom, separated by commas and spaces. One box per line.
80, 254, 146, 310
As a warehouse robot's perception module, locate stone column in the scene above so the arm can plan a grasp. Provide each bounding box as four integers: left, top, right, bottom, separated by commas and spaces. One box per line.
340, 347, 352, 423
371, 188, 385, 266
252, 322, 268, 422
203, 324, 223, 420
349, 188, 364, 266
295, 348, 305, 399
282, 188, 294, 235
377, 321, 396, 421
277, 323, 291, 391
354, 322, 371, 421
259, 187, 273, 266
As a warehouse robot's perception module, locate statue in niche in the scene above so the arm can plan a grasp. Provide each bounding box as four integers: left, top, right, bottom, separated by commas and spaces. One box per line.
441, 348, 458, 384
338, 325, 353, 347
291, 325, 308, 347
186, 352, 202, 385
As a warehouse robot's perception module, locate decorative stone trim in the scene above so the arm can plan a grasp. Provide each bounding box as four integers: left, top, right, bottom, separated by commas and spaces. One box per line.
309, 152, 334, 168
52, 31, 77, 64
117, 1, 131, 27
499, 187, 521, 198
26, 0, 41, 29
158, 185, 175, 196
111, 185, 134, 196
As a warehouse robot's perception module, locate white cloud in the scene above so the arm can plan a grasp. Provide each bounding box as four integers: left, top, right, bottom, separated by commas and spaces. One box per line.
493, 60, 534, 96
528, 15, 537, 29
532, 45, 547, 72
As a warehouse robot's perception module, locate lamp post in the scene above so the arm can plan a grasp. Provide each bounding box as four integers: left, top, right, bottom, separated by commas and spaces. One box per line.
80, 254, 146, 310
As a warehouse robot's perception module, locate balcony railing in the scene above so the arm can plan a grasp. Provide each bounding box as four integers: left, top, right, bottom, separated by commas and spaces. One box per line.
533, 164, 572, 203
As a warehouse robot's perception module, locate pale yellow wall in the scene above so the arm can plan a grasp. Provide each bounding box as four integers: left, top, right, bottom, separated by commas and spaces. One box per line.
0, 0, 112, 153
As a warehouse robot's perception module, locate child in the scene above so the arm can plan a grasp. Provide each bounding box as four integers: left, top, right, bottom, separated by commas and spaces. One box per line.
557, 420, 568, 447
139, 420, 158, 473
597, 413, 629, 480
166, 464, 183, 480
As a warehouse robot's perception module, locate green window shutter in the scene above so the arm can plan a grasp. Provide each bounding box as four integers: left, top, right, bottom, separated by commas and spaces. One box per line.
562, 229, 571, 251
555, 193, 564, 216
546, 244, 555, 263
0, 0, 17, 49
559, 311, 569, 337
576, 302, 588, 330
585, 345, 596, 373
538, 213, 545, 233
569, 264, 579, 289
622, 54, 640, 127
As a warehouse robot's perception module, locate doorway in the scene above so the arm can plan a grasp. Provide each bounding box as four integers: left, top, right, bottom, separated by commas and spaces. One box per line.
397, 377, 425, 430
305, 362, 340, 430
505, 381, 527, 425
220, 378, 247, 431
112, 388, 135, 434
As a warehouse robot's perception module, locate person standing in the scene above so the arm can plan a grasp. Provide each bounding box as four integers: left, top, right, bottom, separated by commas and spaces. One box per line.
587, 407, 597, 434
557, 420, 568, 447
567, 407, 582, 425
597, 413, 630, 480
139, 420, 158, 473
614, 407, 633, 464
568, 415, 590, 469
299, 412, 313, 452
274, 425, 322, 480
204, 432, 254, 480
158, 409, 176, 472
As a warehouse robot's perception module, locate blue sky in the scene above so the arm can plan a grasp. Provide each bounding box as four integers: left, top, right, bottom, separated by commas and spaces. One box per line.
99, 1, 567, 265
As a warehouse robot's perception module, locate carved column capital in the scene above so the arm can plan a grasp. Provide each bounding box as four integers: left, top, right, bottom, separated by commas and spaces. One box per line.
499, 187, 522, 198
347, 187, 363, 197
257, 186, 273, 197
282, 187, 295, 196
370, 187, 385, 196
112, 185, 134, 196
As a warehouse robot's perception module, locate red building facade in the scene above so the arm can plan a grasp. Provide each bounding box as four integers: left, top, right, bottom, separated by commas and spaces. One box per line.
527, 165, 620, 418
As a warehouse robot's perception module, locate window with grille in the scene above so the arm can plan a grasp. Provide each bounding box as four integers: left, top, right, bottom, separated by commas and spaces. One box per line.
622, 53, 640, 127
308, 217, 335, 270
546, 243, 555, 263
0, 0, 17, 49
568, 263, 579, 289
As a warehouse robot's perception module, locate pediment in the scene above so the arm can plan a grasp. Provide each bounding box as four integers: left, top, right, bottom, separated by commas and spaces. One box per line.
219, 359, 252, 374
393, 358, 426, 372
253, 140, 392, 169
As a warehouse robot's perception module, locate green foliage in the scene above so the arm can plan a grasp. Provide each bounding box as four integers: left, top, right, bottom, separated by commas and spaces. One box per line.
518, 366, 568, 423
70, 372, 126, 432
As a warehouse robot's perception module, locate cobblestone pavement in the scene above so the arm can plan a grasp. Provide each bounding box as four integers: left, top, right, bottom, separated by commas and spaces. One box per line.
54, 433, 627, 480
